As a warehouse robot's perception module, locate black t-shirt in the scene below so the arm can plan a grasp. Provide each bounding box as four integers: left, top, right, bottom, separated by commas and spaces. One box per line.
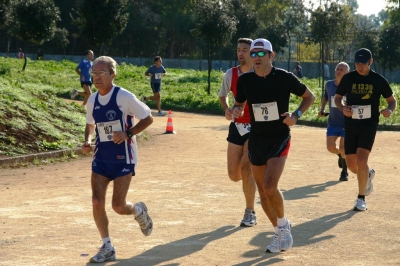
336, 70, 393, 127
236, 67, 307, 137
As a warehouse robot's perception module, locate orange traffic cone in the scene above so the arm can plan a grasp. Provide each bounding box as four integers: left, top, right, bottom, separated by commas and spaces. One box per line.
164, 110, 176, 134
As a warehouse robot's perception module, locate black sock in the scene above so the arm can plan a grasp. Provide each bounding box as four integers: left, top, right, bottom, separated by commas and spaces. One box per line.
358, 195, 365, 200
341, 158, 347, 172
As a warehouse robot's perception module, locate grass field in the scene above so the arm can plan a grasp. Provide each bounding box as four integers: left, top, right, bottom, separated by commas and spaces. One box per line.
0, 57, 398, 156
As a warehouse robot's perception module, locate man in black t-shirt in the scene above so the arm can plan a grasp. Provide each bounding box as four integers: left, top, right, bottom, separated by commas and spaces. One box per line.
233, 38, 315, 253
334, 48, 397, 212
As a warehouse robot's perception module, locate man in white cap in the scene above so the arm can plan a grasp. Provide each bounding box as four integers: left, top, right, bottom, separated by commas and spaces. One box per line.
334, 48, 397, 211
232, 38, 315, 253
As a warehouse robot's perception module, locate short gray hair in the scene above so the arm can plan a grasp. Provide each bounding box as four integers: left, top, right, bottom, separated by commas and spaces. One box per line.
93, 56, 117, 74
336, 62, 350, 71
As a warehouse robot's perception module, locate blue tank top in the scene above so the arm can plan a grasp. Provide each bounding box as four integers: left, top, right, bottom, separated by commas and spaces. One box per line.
92, 87, 135, 164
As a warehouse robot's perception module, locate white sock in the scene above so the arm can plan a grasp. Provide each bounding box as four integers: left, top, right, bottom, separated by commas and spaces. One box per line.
134, 205, 142, 218
277, 217, 287, 228
102, 237, 112, 248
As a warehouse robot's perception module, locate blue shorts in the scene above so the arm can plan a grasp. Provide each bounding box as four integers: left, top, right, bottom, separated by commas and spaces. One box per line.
227, 122, 249, 146
326, 125, 345, 137
151, 83, 161, 93
92, 160, 135, 181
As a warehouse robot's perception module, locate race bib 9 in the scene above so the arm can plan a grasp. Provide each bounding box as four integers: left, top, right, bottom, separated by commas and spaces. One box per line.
235, 122, 251, 136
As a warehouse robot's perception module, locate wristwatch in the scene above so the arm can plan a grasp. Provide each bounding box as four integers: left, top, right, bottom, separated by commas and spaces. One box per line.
294, 109, 302, 118
126, 130, 133, 138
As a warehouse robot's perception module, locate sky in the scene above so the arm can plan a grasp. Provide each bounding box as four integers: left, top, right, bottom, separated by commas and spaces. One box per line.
356, 0, 387, 16
309, 0, 388, 16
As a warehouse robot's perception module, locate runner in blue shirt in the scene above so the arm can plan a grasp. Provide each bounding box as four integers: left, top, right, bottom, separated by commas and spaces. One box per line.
72, 50, 94, 106
141, 56, 167, 116
318, 62, 349, 181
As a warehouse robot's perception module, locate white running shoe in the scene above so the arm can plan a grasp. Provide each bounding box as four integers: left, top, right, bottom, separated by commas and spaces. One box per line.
354, 198, 367, 211
266, 222, 293, 253
71, 89, 78, 99
134, 202, 153, 236
365, 169, 375, 196
279, 221, 293, 251
266, 231, 280, 253
157, 110, 165, 116
89, 244, 116, 263
240, 208, 257, 227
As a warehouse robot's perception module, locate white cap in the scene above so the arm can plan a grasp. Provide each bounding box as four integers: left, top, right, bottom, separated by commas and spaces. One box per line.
250, 38, 273, 52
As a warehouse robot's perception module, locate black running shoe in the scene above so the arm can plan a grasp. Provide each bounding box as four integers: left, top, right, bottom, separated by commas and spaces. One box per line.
339, 172, 348, 181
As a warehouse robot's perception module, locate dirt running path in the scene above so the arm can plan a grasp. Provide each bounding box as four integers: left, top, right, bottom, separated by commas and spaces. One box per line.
1, 110, 400, 265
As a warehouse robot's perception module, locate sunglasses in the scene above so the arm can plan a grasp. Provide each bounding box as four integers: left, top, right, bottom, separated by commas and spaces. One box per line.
250, 51, 268, 58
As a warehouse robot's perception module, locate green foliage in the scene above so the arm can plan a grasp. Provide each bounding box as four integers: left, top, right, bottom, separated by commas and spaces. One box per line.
378, 22, 400, 73
194, 0, 237, 94
73, 0, 129, 52
0, 57, 399, 157
8, 0, 60, 45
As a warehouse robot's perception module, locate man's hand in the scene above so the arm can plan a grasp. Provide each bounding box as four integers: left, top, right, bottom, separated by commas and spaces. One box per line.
343, 106, 352, 117
281, 112, 297, 126
232, 107, 244, 119
112, 131, 129, 144
380, 108, 393, 118
224, 107, 233, 120
81, 143, 91, 155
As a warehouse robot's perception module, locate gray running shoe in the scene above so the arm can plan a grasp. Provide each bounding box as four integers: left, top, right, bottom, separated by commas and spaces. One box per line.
365, 169, 375, 196
240, 208, 257, 227
266, 231, 280, 253
278, 221, 293, 251
89, 244, 116, 263
354, 198, 367, 211
141, 95, 146, 103
134, 202, 153, 236
71, 89, 78, 99
157, 110, 165, 116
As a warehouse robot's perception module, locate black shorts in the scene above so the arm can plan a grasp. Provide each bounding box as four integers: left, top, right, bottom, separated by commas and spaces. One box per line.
227, 122, 250, 146
248, 134, 291, 166
81, 81, 92, 87
345, 124, 378, 154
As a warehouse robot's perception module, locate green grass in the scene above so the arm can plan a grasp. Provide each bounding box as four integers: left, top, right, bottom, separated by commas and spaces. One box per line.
0, 57, 399, 157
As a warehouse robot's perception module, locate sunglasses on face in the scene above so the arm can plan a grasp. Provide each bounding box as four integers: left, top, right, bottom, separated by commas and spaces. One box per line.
250, 51, 268, 58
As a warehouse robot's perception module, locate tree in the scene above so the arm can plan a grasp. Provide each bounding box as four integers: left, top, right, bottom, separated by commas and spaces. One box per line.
73, 0, 129, 55
229, 0, 258, 46
0, 0, 12, 28
308, 0, 354, 88
193, 0, 237, 94
378, 22, 400, 76
7, 0, 60, 45
6, 0, 60, 70
282, 0, 308, 70
53, 28, 69, 56
148, 0, 196, 59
